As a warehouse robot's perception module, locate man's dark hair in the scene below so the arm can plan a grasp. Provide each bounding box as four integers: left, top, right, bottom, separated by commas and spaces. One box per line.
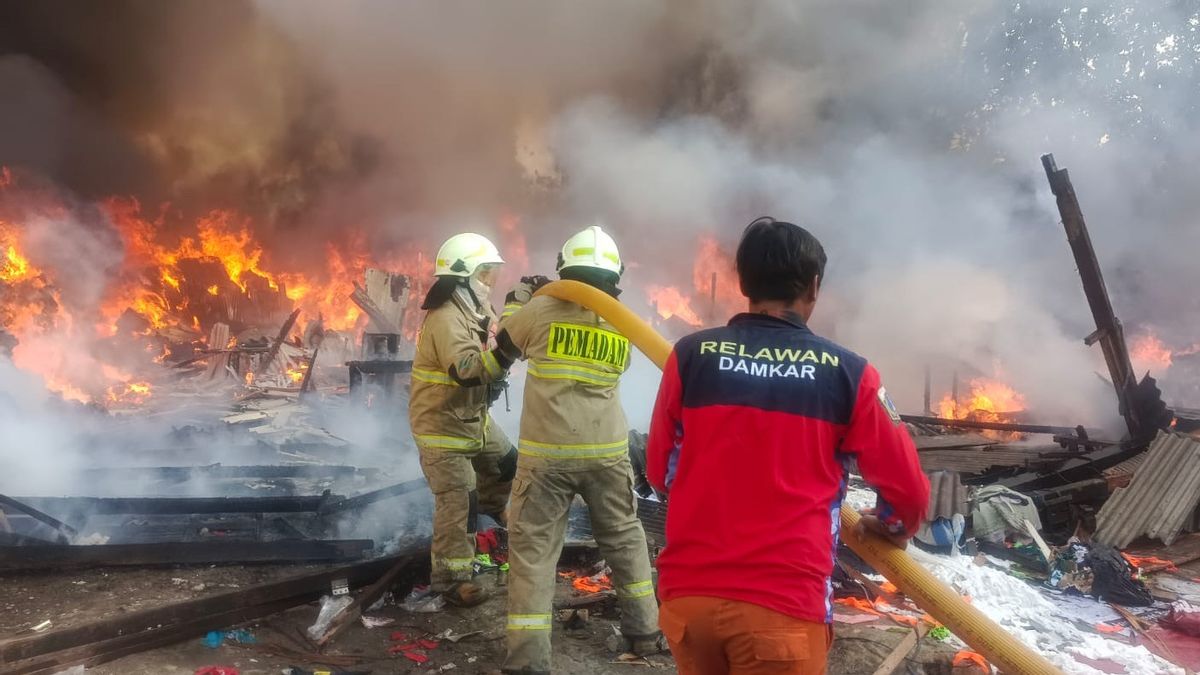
736, 216, 827, 302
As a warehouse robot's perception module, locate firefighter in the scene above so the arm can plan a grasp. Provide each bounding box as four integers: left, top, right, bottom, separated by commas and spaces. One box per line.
494, 225, 661, 674
410, 232, 519, 608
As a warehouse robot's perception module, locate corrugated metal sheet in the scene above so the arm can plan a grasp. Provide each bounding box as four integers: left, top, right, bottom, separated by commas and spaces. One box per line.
927, 470, 968, 520
1095, 431, 1200, 548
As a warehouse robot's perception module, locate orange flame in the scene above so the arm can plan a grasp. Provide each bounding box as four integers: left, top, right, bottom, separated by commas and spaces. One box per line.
1130, 331, 1173, 375
0, 222, 33, 283
937, 378, 1026, 421
645, 284, 703, 326
643, 235, 740, 330
106, 381, 153, 406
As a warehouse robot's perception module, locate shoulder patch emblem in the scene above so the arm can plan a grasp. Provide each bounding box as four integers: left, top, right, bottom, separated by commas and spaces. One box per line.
878, 386, 902, 424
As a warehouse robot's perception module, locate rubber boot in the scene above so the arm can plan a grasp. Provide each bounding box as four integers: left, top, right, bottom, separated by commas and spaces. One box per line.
442, 580, 489, 608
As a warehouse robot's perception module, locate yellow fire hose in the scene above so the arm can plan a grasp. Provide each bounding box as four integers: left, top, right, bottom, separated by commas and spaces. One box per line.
535, 279, 1062, 675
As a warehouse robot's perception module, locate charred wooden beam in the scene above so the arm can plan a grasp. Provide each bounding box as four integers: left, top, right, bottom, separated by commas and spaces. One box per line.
7, 596, 304, 675
0, 495, 75, 541
0, 539, 374, 571
0, 548, 429, 674
898, 414, 1076, 436
999, 443, 1145, 492
319, 479, 428, 515
253, 308, 302, 380
76, 464, 375, 482
299, 341, 320, 396
350, 282, 402, 334
13, 494, 332, 517
1042, 154, 1171, 442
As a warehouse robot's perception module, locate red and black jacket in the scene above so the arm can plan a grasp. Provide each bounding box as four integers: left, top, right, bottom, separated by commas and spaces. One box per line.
646, 312, 929, 623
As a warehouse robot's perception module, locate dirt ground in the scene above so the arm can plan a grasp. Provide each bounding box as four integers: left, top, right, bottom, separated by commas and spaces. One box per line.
3, 560, 966, 675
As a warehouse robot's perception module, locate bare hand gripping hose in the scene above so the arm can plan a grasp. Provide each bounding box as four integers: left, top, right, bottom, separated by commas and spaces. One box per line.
536, 279, 1063, 675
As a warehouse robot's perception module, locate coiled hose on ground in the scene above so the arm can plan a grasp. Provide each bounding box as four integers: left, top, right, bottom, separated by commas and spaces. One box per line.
535, 279, 1062, 675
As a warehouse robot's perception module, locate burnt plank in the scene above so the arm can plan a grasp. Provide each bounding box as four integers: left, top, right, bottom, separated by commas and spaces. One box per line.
0, 540, 374, 571
319, 479, 427, 515
0, 495, 75, 540
6, 596, 304, 675
899, 414, 1076, 436
13, 494, 331, 517
0, 552, 422, 664
76, 464, 372, 482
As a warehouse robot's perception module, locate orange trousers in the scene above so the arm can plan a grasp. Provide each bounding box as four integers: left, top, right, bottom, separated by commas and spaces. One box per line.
660, 596, 832, 675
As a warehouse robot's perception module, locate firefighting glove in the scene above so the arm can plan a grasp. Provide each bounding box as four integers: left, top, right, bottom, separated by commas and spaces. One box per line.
487, 376, 509, 405
522, 274, 552, 290
497, 446, 517, 482
506, 275, 552, 305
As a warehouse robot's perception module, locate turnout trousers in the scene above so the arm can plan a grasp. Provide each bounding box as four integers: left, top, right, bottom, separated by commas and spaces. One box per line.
417, 417, 513, 591
504, 457, 658, 672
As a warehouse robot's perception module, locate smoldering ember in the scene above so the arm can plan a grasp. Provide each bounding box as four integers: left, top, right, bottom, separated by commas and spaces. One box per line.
1, 2, 1200, 674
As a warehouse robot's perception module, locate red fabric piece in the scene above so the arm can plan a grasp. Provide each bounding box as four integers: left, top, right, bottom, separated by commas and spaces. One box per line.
1144, 625, 1200, 671
417, 638, 440, 649
646, 319, 930, 624
476, 529, 499, 554
194, 668, 239, 675
401, 650, 430, 664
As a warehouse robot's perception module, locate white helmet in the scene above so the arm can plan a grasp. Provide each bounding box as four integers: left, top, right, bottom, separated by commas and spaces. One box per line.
435, 233, 504, 277
557, 225, 622, 276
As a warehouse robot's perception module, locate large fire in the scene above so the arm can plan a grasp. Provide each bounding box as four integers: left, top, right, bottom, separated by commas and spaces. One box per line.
937, 377, 1027, 423
0, 166, 433, 406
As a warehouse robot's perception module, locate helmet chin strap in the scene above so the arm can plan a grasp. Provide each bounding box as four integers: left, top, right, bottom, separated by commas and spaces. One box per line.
461, 274, 492, 313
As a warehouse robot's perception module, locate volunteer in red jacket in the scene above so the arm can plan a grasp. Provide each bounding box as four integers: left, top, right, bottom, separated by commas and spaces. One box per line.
646, 217, 930, 675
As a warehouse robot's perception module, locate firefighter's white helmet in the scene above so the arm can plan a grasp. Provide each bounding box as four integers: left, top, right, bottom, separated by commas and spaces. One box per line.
434, 233, 504, 277
557, 225, 622, 275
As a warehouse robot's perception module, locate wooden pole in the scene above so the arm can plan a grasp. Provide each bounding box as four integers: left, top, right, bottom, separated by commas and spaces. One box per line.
923, 365, 932, 416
